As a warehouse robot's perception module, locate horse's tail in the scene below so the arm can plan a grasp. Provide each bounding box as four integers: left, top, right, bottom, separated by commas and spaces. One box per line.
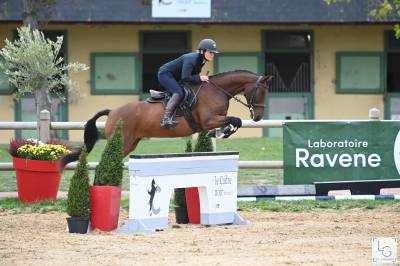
60, 109, 111, 169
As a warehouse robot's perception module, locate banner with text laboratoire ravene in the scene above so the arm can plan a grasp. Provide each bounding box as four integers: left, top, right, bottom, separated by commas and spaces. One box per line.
283, 121, 400, 184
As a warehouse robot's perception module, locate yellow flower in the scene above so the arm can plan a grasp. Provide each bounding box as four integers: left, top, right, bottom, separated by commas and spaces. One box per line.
16, 143, 70, 161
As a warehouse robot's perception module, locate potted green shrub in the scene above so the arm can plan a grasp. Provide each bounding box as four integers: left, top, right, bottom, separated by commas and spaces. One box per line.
194, 131, 213, 153
173, 139, 191, 224
90, 121, 124, 232
66, 145, 90, 234
186, 131, 213, 224
9, 138, 71, 203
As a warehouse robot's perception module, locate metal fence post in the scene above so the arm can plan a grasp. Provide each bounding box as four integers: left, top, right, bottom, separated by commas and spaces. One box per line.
39, 110, 50, 143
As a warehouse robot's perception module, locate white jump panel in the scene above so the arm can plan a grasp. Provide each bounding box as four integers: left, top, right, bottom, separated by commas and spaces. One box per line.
118, 152, 247, 233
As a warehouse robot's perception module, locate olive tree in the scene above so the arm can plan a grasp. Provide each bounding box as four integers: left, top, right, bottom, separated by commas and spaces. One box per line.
0, 26, 88, 119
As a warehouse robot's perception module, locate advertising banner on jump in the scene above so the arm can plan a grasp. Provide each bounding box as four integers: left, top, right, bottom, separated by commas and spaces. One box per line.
283, 121, 400, 184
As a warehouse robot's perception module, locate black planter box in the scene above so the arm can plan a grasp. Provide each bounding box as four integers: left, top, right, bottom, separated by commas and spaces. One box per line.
174, 206, 188, 224
66, 216, 89, 234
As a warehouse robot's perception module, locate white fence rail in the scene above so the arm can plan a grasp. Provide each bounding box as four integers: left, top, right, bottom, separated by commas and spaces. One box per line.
0, 108, 382, 171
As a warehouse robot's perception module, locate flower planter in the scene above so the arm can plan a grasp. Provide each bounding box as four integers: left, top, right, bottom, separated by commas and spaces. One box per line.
12, 157, 61, 203
185, 187, 200, 224
66, 216, 89, 234
90, 186, 121, 232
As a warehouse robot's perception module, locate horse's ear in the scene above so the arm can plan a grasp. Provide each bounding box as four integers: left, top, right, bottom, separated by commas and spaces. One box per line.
261, 75, 273, 84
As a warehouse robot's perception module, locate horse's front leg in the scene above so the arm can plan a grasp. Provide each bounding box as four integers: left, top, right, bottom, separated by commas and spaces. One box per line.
208, 116, 242, 139
200, 114, 227, 130
220, 116, 242, 138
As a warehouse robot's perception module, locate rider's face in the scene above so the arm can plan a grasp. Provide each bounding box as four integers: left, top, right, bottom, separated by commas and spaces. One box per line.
204, 50, 215, 61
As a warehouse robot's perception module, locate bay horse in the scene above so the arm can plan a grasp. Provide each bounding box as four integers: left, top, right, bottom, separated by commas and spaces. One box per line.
61, 70, 272, 168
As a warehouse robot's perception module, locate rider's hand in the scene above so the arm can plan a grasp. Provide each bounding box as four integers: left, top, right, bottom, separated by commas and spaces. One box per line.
200, 75, 209, 82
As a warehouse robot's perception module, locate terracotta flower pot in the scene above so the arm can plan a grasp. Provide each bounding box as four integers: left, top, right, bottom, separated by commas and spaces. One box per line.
12, 157, 61, 203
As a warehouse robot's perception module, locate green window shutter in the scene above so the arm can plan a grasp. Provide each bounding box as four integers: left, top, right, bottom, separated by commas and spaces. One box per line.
0, 58, 12, 94
0, 71, 11, 94
215, 53, 260, 74
16, 97, 68, 140
336, 52, 384, 93
91, 53, 139, 94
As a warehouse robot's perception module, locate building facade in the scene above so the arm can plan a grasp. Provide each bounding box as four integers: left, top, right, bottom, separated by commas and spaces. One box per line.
0, 0, 399, 141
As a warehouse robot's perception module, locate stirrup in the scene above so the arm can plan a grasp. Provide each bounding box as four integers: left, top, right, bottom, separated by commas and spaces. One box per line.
160, 117, 178, 128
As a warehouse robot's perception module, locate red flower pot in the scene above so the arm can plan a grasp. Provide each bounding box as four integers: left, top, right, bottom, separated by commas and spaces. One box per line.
90, 186, 121, 232
12, 157, 61, 203
185, 187, 201, 224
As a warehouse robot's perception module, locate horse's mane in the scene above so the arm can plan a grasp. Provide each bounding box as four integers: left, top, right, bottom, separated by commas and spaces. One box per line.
210, 70, 258, 79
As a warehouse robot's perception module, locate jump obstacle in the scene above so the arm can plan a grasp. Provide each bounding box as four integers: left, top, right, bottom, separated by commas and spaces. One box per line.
118, 152, 247, 233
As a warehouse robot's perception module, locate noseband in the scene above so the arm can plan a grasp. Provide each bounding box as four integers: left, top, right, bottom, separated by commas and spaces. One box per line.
247, 76, 265, 119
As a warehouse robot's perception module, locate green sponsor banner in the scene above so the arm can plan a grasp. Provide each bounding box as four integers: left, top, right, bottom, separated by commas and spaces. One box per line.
283, 121, 400, 184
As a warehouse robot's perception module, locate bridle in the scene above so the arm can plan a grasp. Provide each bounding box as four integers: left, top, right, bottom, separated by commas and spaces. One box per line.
208, 76, 265, 119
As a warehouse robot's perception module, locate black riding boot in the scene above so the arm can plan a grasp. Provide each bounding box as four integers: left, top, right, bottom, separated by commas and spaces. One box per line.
160, 93, 182, 128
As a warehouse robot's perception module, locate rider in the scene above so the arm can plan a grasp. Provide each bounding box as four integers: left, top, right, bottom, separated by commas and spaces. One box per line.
158, 38, 219, 128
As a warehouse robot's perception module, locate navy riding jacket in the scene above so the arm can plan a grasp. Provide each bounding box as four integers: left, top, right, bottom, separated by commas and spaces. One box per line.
158, 52, 204, 83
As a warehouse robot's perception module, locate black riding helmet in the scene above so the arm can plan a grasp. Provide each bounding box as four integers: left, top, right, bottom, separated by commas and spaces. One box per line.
198, 39, 219, 53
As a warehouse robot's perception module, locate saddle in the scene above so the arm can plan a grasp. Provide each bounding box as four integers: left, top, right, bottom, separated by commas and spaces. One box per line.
146, 84, 200, 132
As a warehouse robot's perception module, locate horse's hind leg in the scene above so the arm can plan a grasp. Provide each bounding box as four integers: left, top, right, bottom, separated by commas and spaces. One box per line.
123, 137, 142, 157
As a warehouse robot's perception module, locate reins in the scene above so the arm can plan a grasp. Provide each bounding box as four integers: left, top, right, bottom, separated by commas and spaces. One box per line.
208, 79, 250, 107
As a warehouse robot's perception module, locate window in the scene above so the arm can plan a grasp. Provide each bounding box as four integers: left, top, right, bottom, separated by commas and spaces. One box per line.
387, 33, 400, 50
0, 57, 12, 94
263, 30, 313, 137
16, 97, 68, 139
265, 31, 311, 50
386, 32, 400, 93
0, 67, 11, 94
140, 31, 190, 95
215, 53, 260, 74
387, 53, 400, 92
336, 52, 384, 93
385, 31, 400, 120
389, 97, 400, 120
91, 53, 139, 94
264, 31, 312, 93
266, 53, 310, 92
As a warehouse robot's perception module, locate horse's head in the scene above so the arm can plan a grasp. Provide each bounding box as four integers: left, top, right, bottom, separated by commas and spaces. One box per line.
243, 75, 273, 122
